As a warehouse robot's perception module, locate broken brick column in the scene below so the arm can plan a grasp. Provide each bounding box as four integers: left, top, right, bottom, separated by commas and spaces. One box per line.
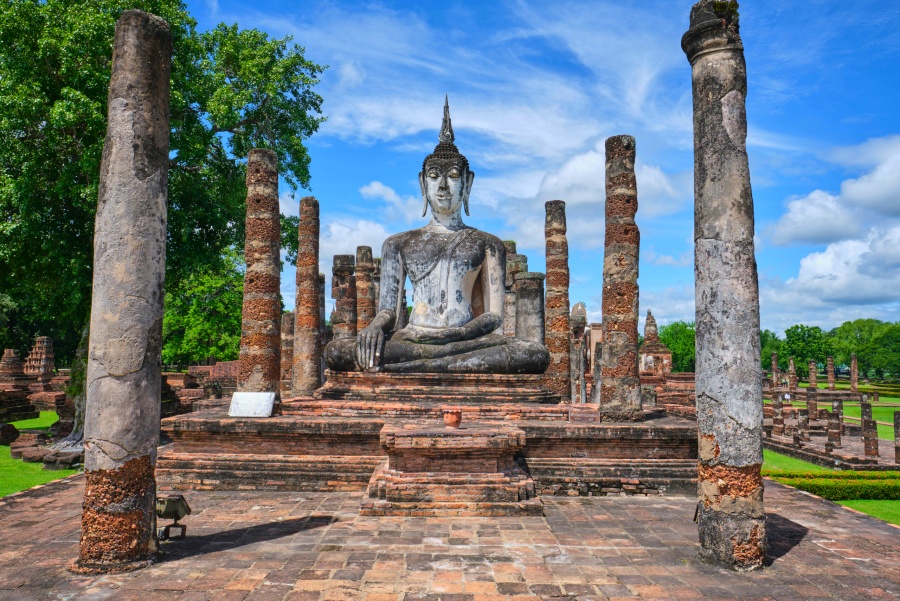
356, 246, 376, 331
280, 312, 294, 396
544, 201, 571, 402
788, 357, 797, 391
806, 360, 818, 419
291, 196, 322, 396
683, 0, 765, 570
599, 135, 642, 420
827, 356, 835, 390
504, 243, 529, 338
78, 10, 171, 573
862, 419, 879, 458
770, 352, 778, 390
373, 259, 382, 312
319, 273, 327, 380
797, 409, 810, 442
772, 395, 784, 436
850, 353, 858, 392
331, 255, 357, 339
514, 272, 545, 345
237, 149, 281, 396
894, 412, 900, 463
827, 411, 842, 449
832, 399, 845, 435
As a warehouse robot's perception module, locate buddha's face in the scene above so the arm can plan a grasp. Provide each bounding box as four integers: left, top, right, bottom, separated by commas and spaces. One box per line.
420, 158, 473, 216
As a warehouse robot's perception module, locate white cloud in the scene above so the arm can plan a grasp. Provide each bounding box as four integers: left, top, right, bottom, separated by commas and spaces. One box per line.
839, 155, 900, 215
645, 247, 691, 268
359, 181, 422, 224
319, 219, 391, 277
769, 190, 861, 246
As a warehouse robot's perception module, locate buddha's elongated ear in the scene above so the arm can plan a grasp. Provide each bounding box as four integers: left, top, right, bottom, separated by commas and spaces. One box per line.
419, 171, 428, 217
462, 170, 475, 216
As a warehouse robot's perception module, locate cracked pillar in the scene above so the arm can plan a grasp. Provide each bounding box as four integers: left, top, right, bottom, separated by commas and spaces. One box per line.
373, 258, 382, 316
827, 356, 835, 390
862, 419, 879, 458
356, 246, 376, 331
504, 243, 529, 338
894, 413, 900, 463
772, 395, 784, 436
600, 135, 642, 420
683, 0, 765, 570
319, 274, 327, 379
832, 399, 844, 435
850, 353, 858, 392
514, 272, 545, 345
797, 409, 810, 442
861, 397, 872, 421
544, 201, 572, 402
331, 255, 357, 339
827, 411, 842, 449
570, 303, 588, 404
280, 312, 294, 396
78, 10, 171, 572
788, 357, 797, 391
238, 149, 281, 396
807, 360, 818, 419
291, 196, 321, 396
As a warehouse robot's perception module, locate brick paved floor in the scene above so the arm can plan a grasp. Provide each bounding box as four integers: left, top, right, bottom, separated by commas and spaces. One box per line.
0, 475, 898, 600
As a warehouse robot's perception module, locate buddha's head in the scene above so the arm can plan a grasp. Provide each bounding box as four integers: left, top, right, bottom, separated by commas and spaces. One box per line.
419, 96, 475, 218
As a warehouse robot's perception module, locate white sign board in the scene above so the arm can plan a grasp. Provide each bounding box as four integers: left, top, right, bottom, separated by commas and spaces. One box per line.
228, 392, 276, 417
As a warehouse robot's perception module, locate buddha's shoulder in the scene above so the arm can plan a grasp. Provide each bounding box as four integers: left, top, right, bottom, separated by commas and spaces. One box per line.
383, 227, 503, 250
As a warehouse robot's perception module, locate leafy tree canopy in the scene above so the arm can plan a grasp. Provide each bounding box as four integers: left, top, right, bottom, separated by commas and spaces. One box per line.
0, 0, 324, 362
658, 320, 695, 373
782, 324, 832, 371
828, 318, 886, 376
760, 328, 783, 370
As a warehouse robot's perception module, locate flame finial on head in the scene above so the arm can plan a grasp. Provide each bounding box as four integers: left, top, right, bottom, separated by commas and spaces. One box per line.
439, 94, 454, 144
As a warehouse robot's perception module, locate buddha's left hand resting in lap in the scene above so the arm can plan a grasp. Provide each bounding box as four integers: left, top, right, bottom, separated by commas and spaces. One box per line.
325, 98, 549, 374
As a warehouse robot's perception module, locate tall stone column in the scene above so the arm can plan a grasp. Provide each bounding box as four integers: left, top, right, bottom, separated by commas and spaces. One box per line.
894, 412, 900, 463
570, 303, 588, 404
237, 149, 281, 396
356, 246, 376, 331
683, 0, 765, 570
807, 360, 818, 419
319, 273, 327, 380
78, 10, 171, 572
544, 201, 571, 402
373, 258, 382, 313
850, 353, 859, 392
292, 196, 321, 396
280, 312, 294, 396
771, 352, 779, 390
504, 243, 529, 338
331, 255, 357, 339
826, 356, 835, 390
514, 272, 545, 345
600, 135, 642, 420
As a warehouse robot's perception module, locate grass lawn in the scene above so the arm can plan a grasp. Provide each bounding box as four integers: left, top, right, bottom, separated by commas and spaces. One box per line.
762, 449, 833, 473
842, 403, 898, 440
838, 500, 900, 526
1, 411, 80, 498
9, 411, 60, 431
0, 445, 79, 498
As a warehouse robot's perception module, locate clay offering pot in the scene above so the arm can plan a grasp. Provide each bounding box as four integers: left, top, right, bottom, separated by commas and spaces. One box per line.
442, 407, 463, 429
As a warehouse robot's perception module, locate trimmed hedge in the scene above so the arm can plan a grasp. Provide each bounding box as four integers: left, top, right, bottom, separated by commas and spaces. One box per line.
765, 470, 900, 480
776, 478, 900, 501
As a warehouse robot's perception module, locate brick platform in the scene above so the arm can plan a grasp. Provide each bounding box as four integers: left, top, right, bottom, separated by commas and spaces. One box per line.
2, 476, 899, 599
362, 422, 542, 517
314, 371, 560, 404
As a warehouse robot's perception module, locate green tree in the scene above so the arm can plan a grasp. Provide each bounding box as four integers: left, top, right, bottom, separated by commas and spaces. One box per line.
828, 318, 887, 377
162, 252, 244, 365
659, 321, 696, 373
760, 329, 782, 371
0, 0, 324, 362
870, 323, 900, 379
0, 293, 15, 351
782, 324, 832, 373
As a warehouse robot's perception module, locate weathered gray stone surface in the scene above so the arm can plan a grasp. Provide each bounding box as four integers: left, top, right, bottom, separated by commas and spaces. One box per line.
325, 99, 548, 374
683, 0, 765, 571
81, 9, 171, 571
570, 302, 588, 404
331, 255, 357, 340
514, 272, 545, 345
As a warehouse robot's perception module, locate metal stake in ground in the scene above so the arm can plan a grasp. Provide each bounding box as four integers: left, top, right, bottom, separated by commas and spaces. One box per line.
682, 0, 765, 570
77, 9, 171, 573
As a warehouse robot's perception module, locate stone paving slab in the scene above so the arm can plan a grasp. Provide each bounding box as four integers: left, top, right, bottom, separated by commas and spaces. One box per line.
0, 475, 898, 600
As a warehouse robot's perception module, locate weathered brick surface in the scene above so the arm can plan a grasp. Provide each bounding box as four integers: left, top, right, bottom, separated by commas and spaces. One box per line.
544, 200, 571, 402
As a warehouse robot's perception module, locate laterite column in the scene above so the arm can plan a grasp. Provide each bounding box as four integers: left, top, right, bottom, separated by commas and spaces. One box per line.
683, 0, 765, 570
237, 149, 281, 396
356, 246, 376, 331
280, 312, 294, 396
850, 353, 859, 392
292, 196, 321, 395
78, 10, 171, 572
544, 201, 571, 402
599, 135, 642, 419
827, 356, 835, 390
331, 256, 357, 339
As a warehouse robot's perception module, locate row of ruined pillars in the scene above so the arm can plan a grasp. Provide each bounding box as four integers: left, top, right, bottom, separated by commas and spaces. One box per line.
770, 352, 860, 393
78, 0, 766, 574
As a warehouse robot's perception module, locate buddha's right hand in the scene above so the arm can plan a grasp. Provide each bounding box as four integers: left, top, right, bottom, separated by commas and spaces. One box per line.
356, 324, 385, 371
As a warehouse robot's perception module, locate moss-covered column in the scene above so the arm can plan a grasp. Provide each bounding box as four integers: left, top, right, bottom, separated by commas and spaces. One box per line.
78, 10, 171, 573
682, 0, 765, 571
238, 149, 281, 396
544, 201, 571, 402
292, 196, 322, 395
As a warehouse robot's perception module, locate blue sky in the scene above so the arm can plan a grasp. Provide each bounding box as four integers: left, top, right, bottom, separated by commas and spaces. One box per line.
187, 0, 900, 334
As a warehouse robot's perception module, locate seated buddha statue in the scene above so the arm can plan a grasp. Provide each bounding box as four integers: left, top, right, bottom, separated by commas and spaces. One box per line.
325, 99, 549, 374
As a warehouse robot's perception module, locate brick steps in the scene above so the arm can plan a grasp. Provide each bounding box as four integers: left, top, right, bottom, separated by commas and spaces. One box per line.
526, 458, 698, 496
